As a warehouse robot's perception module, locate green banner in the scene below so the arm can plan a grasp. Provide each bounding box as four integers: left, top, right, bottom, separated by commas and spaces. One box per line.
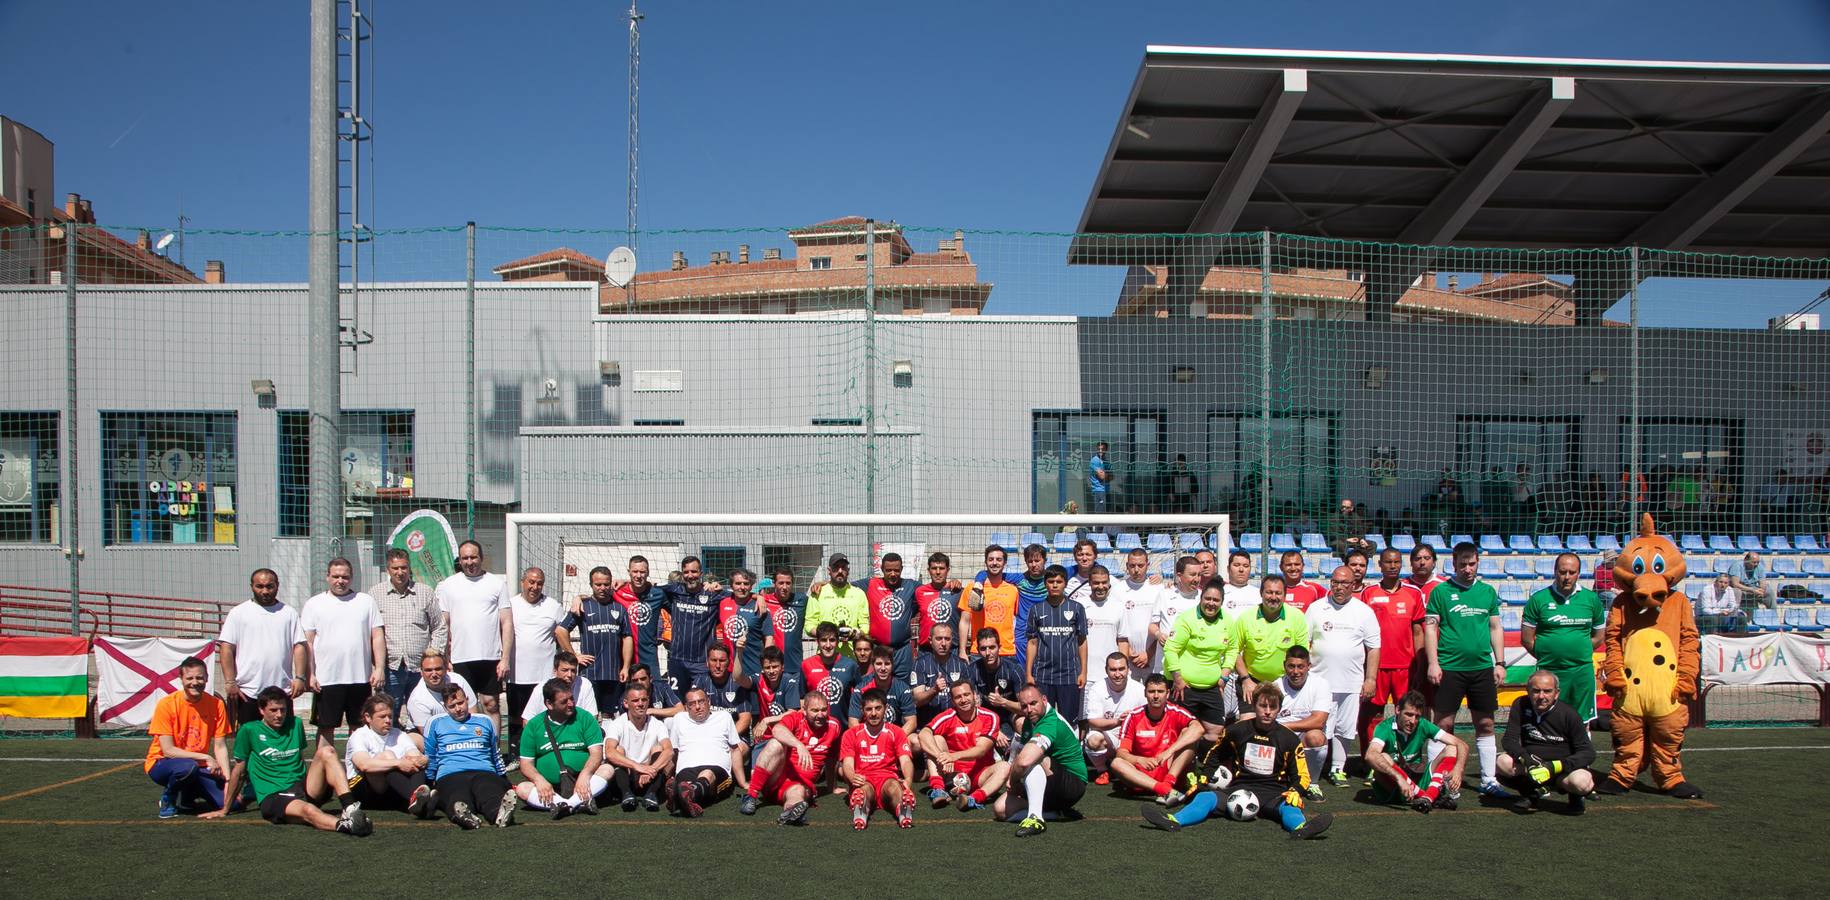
388, 509, 458, 587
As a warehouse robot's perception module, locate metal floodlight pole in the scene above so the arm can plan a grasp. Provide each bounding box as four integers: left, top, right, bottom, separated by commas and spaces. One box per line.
1628, 245, 1642, 533
864, 220, 878, 517
309, 0, 343, 579
1258, 230, 1273, 574
465, 221, 477, 540
64, 221, 81, 633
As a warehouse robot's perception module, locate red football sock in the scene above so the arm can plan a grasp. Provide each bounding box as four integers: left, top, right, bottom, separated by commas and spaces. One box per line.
969, 789, 987, 804
1153, 778, 1172, 797
929, 776, 946, 791
747, 766, 769, 798
1420, 755, 1458, 801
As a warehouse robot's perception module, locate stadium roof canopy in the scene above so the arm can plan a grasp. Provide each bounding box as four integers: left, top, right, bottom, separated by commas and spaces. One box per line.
1068, 48, 1830, 318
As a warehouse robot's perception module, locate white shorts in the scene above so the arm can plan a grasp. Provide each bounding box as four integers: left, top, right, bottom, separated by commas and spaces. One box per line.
1328, 692, 1359, 741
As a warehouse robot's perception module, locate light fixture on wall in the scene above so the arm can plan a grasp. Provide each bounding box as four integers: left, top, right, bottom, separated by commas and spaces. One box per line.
599, 360, 621, 386
1364, 365, 1388, 389
892, 359, 914, 388
1171, 365, 1197, 384
537, 377, 561, 404
250, 379, 276, 409
1587, 368, 1609, 385
1126, 115, 1154, 140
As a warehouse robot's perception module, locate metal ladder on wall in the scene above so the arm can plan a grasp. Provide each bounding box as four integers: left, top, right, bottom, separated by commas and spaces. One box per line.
336, 0, 375, 374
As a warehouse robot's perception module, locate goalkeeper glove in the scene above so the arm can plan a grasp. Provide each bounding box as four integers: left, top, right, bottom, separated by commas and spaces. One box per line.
1526, 756, 1563, 785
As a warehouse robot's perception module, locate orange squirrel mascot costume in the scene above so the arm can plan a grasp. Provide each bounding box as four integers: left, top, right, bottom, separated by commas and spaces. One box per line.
1598, 514, 1703, 799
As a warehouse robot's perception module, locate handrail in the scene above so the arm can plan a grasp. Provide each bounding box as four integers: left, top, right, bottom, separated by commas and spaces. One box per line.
0, 583, 237, 640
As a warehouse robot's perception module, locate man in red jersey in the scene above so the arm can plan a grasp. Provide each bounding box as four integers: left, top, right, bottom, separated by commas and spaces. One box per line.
914, 553, 964, 651
1108, 673, 1203, 803
863, 553, 918, 679
1277, 550, 1327, 612
840, 689, 915, 829
738, 692, 841, 825
918, 680, 1009, 812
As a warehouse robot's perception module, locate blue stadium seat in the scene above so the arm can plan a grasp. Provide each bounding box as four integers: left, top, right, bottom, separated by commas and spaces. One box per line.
1714, 558, 1735, 575
1508, 535, 1536, 553
1114, 533, 1142, 552
1178, 533, 1205, 553
989, 532, 1018, 552
1020, 532, 1047, 552
1300, 533, 1329, 552
1796, 535, 1825, 553
1390, 534, 1417, 552
1809, 581, 1830, 598
1479, 558, 1507, 579
1053, 532, 1077, 553
1534, 557, 1557, 578
1504, 558, 1535, 578
1209, 534, 1227, 551
1750, 609, 1784, 632
1784, 609, 1824, 633
1479, 535, 1508, 555
1773, 557, 1803, 577
1565, 535, 1594, 552
1596, 535, 1622, 552
1737, 535, 1764, 552
1450, 535, 1475, 550
1766, 535, 1796, 554
1679, 535, 1707, 553
1238, 532, 1264, 551
1500, 609, 1523, 631
1803, 558, 1830, 577
1322, 557, 1345, 576
1305, 559, 1323, 579
1146, 533, 1174, 553
1158, 559, 1175, 579
1365, 534, 1387, 552
1424, 535, 1449, 552
1536, 535, 1565, 552
1707, 535, 1736, 553
1819, 607, 1830, 628
1498, 583, 1529, 606
1270, 533, 1298, 553
1088, 533, 1113, 552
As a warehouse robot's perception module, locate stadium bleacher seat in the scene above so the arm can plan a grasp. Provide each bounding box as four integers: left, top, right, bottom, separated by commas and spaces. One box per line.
1534, 557, 1556, 578
1158, 559, 1175, 579
1450, 534, 1475, 550
1424, 535, 1449, 552
1147, 533, 1174, 553
1750, 609, 1784, 632
1270, 533, 1298, 552
989, 531, 1018, 552
1479, 535, 1507, 555
1796, 535, 1825, 553
1737, 535, 1764, 552
1680, 535, 1707, 553
1500, 609, 1523, 630
1300, 533, 1329, 552
1566, 535, 1594, 552
1807, 580, 1830, 598
1802, 558, 1829, 577
1479, 558, 1506, 579
1773, 557, 1803, 577
1498, 583, 1529, 606
1536, 535, 1565, 553
1020, 532, 1047, 551
1390, 534, 1417, 552
1177, 533, 1205, 553
1322, 557, 1345, 575
1707, 535, 1736, 553
1508, 535, 1536, 553
1596, 535, 1622, 552
1504, 558, 1535, 578
1365, 534, 1386, 551
1783, 608, 1824, 633
1114, 533, 1142, 552
1088, 533, 1112, 552
1765, 535, 1796, 554
1053, 532, 1077, 553
1238, 532, 1264, 552
1714, 558, 1735, 575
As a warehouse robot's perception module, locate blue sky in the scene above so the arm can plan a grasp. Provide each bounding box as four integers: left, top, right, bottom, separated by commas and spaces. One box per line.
2, 0, 1826, 319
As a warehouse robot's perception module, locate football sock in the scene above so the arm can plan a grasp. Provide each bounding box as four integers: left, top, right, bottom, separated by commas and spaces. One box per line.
1329, 736, 1349, 773
1305, 747, 1326, 780
337, 791, 357, 811
929, 776, 946, 791
747, 766, 770, 797
1171, 790, 1218, 827
1421, 755, 1457, 801
1153, 778, 1171, 798
1277, 800, 1306, 833
969, 789, 987, 804
587, 774, 607, 799
1024, 766, 1047, 820
1476, 735, 1497, 783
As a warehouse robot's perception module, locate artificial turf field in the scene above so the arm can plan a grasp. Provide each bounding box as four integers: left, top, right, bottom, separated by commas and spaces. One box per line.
0, 728, 1821, 899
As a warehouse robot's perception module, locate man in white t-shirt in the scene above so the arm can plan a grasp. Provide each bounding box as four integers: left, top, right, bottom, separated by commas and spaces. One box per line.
1149, 557, 1203, 674
218, 568, 308, 726
1081, 652, 1145, 781
506, 567, 569, 757
666, 687, 745, 818
519, 651, 600, 722
1108, 550, 1160, 682
1075, 565, 1131, 697
403, 649, 474, 733
1305, 566, 1382, 787
435, 540, 513, 725
302, 557, 386, 750
598, 682, 674, 811
344, 693, 432, 817
1220, 550, 1259, 617
1273, 645, 1332, 800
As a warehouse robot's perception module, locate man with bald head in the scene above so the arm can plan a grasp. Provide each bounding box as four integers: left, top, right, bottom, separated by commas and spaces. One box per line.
506, 567, 570, 757
994, 685, 1089, 837
1521, 553, 1605, 723
1497, 670, 1596, 813
436, 540, 513, 725
1305, 566, 1380, 787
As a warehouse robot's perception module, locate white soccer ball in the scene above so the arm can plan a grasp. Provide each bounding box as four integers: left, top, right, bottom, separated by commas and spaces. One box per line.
952, 773, 971, 794
1210, 765, 1234, 790
1225, 789, 1261, 822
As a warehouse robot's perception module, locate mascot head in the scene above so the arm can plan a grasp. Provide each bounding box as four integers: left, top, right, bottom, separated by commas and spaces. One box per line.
1613, 513, 1687, 610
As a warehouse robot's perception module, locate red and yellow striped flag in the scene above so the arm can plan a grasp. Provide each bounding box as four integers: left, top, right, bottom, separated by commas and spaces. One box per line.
0, 636, 89, 718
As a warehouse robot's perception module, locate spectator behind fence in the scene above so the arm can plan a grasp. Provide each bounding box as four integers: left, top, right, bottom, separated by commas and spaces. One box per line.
1695, 574, 1745, 634
1733, 553, 1774, 611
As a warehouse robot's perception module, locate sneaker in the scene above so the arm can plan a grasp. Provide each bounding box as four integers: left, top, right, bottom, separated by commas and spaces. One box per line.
551, 801, 574, 821
450, 801, 483, 830
1362, 773, 1376, 789
158, 792, 177, 820
1568, 793, 1587, 815
581, 791, 598, 815
680, 785, 704, 820
739, 794, 760, 816
1410, 794, 1434, 814
1092, 770, 1110, 786
1326, 770, 1350, 788
850, 789, 870, 831
929, 788, 951, 809
897, 796, 915, 829
620, 795, 640, 813
1434, 792, 1459, 811
778, 800, 810, 826
1511, 793, 1536, 814
1140, 803, 1181, 832
1157, 788, 1186, 807
1478, 780, 1516, 801
1014, 814, 1047, 837
956, 794, 983, 812
641, 794, 662, 812
1290, 810, 1333, 840
407, 784, 434, 819
495, 789, 518, 827
1305, 783, 1326, 802
338, 803, 373, 837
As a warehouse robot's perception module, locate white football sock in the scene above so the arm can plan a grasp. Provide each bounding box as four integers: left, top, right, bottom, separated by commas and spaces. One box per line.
1025, 765, 1047, 820
1476, 734, 1498, 783
1328, 736, 1349, 773
1305, 746, 1326, 780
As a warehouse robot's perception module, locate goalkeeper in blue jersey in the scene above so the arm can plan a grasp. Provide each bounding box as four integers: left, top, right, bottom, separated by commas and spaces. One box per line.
1139, 682, 1333, 839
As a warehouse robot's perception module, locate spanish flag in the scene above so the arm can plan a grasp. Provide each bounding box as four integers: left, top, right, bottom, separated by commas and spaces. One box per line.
0, 636, 89, 718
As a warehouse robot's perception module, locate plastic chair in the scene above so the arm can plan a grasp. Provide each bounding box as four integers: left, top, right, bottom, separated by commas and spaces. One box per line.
1300, 533, 1329, 553
1088, 533, 1113, 552
1504, 558, 1535, 578
1783, 608, 1824, 633
1536, 535, 1565, 552
988, 532, 1018, 552
1019, 532, 1047, 552
1238, 532, 1265, 552
1679, 535, 1707, 553
1565, 535, 1594, 552
1479, 535, 1508, 555
1773, 558, 1803, 577
1766, 535, 1796, 554
1500, 609, 1523, 630
1114, 533, 1143, 552
1499, 583, 1530, 606
1478, 558, 1507, 579
1508, 535, 1536, 553
1146, 533, 1174, 553
1795, 535, 1825, 553
1802, 557, 1830, 577
1534, 557, 1557, 578
1270, 533, 1299, 553
1750, 609, 1784, 632
1178, 533, 1205, 553
1450, 535, 1475, 550
1707, 535, 1736, 553
1737, 535, 1764, 553
1365, 534, 1387, 552
1391, 534, 1417, 552
1424, 535, 1450, 552
1596, 535, 1622, 552
1053, 532, 1078, 553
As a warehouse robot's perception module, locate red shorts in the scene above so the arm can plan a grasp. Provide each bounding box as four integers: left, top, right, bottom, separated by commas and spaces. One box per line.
1371, 668, 1412, 704
861, 773, 902, 809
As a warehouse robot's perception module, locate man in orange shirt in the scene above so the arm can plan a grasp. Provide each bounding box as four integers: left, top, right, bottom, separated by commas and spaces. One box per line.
145, 656, 234, 818
963, 545, 1021, 656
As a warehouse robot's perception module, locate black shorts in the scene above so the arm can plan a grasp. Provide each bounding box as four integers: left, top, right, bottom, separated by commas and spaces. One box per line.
1040, 682, 1082, 725
1433, 668, 1498, 717
453, 660, 503, 697
314, 683, 370, 732
1181, 685, 1229, 726
232, 693, 263, 728
507, 683, 538, 723
675, 765, 733, 799
259, 779, 311, 824
1042, 765, 1086, 812
1236, 781, 1291, 811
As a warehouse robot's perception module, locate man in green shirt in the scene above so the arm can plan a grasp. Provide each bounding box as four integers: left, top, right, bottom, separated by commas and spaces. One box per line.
1362, 690, 1467, 811
515, 678, 607, 818
805, 554, 868, 649
1233, 578, 1308, 691
1522, 553, 1606, 722
203, 686, 371, 836
994, 685, 1088, 837
1423, 542, 1510, 799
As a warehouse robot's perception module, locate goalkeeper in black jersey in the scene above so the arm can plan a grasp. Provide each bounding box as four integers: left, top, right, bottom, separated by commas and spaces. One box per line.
1140, 682, 1332, 839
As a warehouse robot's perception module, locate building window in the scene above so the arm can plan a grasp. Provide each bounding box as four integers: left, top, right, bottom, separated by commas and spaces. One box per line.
1032, 410, 1167, 514
701, 545, 746, 579
0, 412, 59, 543
1208, 413, 1336, 522
810, 257, 833, 270
811, 417, 863, 427
632, 419, 685, 427
102, 412, 238, 545
278, 411, 415, 539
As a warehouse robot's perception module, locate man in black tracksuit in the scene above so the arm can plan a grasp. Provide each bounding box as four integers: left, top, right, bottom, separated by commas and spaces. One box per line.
1497, 669, 1597, 813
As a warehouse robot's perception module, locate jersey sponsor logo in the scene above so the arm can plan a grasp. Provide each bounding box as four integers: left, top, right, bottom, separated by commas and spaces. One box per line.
775, 607, 800, 634
723, 615, 749, 644
926, 596, 955, 624
816, 675, 844, 704
1243, 741, 1276, 775
632, 603, 655, 627
880, 595, 907, 620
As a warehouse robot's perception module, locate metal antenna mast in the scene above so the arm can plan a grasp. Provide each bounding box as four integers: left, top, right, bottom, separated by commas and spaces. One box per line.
627, 0, 642, 254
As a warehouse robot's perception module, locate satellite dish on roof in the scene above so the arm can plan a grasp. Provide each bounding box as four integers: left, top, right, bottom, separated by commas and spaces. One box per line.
155, 233, 176, 252
604, 246, 637, 287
